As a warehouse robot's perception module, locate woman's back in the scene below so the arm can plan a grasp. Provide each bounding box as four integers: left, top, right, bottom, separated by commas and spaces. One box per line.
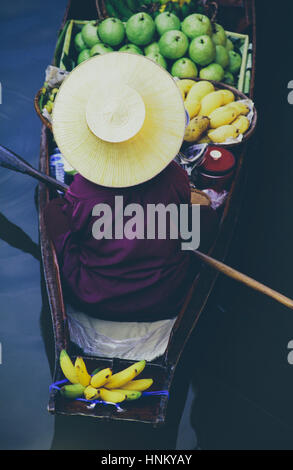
45, 161, 197, 321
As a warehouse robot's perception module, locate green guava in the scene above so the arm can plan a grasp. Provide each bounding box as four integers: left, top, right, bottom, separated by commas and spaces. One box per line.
74, 32, 87, 52
144, 42, 160, 55
199, 63, 225, 81
189, 35, 216, 66
226, 38, 234, 52
119, 44, 143, 55
215, 45, 230, 69
98, 18, 125, 47
155, 12, 181, 36
90, 43, 113, 57
81, 21, 100, 48
77, 49, 91, 64
159, 30, 189, 60
146, 52, 167, 69
171, 57, 198, 79
228, 51, 242, 74
182, 14, 212, 39
223, 71, 234, 85
212, 23, 227, 46
126, 13, 155, 46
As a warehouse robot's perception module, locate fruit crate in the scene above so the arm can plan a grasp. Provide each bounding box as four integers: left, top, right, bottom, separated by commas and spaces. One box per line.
225, 30, 250, 93
53, 20, 251, 92
54, 20, 91, 71
53, 20, 71, 68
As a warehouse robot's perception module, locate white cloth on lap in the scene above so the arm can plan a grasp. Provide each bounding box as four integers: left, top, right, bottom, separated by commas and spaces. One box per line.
67, 304, 177, 362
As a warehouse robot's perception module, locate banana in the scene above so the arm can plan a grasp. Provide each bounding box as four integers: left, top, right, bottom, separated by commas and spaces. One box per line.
208, 125, 239, 143
84, 385, 100, 400
91, 367, 112, 388
209, 105, 239, 128
219, 89, 235, 105
184, 116, 210, 143
120, 378, 153, 391
59, 349, 79, 384
75, 357, 91, 387
176, 79, 196, 100
231, 115, 250, 134
184, 99, 201, 119
186, 80, 215, 102
99, 388, 127, 403
184, 81, 215, 119
60, 383, 85, 399
199, 90, 224, 117
227, 101, 250, 116
104, 360, 146, 389
198, 135, 212, 144
111, 389, 142, 401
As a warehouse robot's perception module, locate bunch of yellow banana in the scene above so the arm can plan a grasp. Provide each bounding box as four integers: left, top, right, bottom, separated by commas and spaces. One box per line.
59, 350, 153, 404
176, 79, 251, 144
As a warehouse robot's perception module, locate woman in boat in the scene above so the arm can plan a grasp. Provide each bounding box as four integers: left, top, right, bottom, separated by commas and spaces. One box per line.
45, 52, 217, 322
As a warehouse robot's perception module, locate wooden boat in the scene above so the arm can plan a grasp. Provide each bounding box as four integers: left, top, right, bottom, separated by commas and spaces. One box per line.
38, 0, 256, 426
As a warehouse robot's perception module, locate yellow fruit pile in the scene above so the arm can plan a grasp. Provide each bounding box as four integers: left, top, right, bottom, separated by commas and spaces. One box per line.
177, 79, 251, 144
59, 350, 153, 404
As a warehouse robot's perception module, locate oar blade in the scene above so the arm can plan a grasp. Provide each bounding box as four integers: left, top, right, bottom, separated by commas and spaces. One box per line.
0, 144, 69, 192
0, 145, 34, 174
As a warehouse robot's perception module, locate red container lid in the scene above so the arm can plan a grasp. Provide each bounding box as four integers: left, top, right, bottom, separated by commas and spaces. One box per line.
200, 146, 236, 176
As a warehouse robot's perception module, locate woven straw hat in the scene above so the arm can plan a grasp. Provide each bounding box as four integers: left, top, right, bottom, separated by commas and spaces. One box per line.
52, 52, 186, 188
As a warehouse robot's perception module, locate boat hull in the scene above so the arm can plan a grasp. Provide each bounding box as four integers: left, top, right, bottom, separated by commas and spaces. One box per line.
38, 0, 257, 425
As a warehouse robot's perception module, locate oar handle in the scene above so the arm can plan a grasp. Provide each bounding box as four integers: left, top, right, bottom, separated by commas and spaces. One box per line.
194, 250, 293, 310
0, 145, 69, 192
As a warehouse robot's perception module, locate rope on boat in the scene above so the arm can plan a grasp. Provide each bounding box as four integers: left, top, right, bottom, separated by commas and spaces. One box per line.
49, 379, 67, 391
142, 391, 169, 396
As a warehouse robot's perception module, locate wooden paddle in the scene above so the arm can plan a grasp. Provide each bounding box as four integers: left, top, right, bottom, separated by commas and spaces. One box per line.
1, 144, 292, 310
193, 250, 293, 310
0, 144, 68, 192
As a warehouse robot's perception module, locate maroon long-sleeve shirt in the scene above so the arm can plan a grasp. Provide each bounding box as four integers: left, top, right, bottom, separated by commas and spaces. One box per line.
44, 161, 214, 321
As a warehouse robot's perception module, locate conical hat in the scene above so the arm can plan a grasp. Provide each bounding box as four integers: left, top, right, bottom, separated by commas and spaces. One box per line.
52, 52, 186, 187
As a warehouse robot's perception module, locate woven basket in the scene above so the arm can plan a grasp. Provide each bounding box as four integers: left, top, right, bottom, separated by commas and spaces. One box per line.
34, 88, 53, 132
182, 78, 257, 148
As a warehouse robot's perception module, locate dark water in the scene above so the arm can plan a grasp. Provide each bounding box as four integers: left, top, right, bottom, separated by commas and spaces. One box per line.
1, 0, 293, 450
191, 2, 293, 449
0, 0, 67, 450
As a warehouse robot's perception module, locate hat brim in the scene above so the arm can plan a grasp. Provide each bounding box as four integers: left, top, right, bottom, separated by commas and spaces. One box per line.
52, 52, 186, 188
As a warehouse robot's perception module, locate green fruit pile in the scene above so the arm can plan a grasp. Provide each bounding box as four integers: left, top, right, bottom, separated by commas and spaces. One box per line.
74, 13, 242, 86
